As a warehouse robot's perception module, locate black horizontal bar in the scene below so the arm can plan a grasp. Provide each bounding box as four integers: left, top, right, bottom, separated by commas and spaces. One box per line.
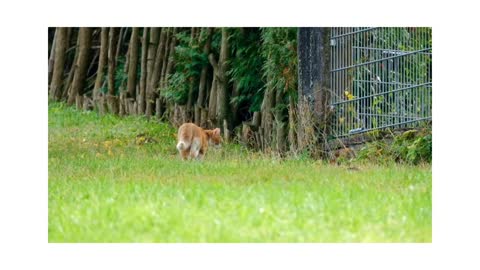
331, 82, 432, 106
333, 117, 432, 137
331, 27, 378, 39
331, 47, 432, 73
357, 112, 428, 119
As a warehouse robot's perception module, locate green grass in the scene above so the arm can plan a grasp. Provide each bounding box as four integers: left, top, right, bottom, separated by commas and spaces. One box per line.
48, 102, 432, 242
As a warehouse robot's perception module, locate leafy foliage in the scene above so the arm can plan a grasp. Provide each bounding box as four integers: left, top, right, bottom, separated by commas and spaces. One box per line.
160, 73, 189, 104
97, 56, 127, 95
160, 30, 206, 104
392, 129, 432, 164
228, 28, 265, 113
356, 128, 432, 165
114, 56, 128, 95
260, 28, 298, 100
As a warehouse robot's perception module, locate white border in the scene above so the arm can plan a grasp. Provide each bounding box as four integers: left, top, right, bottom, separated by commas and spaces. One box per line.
2, 0, 480, 269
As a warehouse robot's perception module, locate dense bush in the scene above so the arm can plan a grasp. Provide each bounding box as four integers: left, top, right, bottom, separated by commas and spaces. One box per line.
356, 128, 432, 164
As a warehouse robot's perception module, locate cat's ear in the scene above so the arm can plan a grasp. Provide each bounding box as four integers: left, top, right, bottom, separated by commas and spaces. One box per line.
213, 128, 221, 136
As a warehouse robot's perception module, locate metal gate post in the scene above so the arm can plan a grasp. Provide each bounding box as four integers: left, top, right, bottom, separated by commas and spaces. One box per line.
298, 27, 332, 158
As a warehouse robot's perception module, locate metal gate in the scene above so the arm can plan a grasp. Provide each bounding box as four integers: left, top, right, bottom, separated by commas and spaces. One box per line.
329, 27, 432, 137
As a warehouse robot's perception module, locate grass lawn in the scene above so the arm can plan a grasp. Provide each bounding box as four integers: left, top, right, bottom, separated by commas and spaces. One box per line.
48, 103, 432, 242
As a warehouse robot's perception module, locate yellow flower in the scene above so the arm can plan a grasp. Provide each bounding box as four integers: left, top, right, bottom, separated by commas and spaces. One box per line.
344, 91, 354, 100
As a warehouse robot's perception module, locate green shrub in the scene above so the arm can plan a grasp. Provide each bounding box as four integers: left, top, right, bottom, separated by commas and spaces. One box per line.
356, 128, 432, 165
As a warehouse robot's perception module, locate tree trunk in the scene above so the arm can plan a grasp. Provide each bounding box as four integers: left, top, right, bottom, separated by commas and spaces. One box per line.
106, 95, 119, 115
252, 111, 261, 127
231, 81, 240, 127
215, 28, 230, 128
115, 27, 125, 61
75, 95, 84, 110
200, 108, 208, 128
147, 28, 167, 117
138, 27, 149, 115
195, 27, 213, 124
107, 27, 119, 96
260, 76, 276, 148
93, 27, 109, 100
207, 76, 217, 127
63, 31, 80, 101
275, 86, 287, 153
207, 28, 230, 128
160, 28, 171, 89
48, 29, 57, 85
49, 27, 68, 101
86, 46, 100, 79
68, 27, 92, 105
119, 92, 126, 116
155, 98, 162, 119
164, 28, 177, 87
145, 27, 161, 117
150, 27, 167, 97
194, 105, 200, 126
288, 94, 297, 153
186, 28, 201, 121
126, 27, 139, 98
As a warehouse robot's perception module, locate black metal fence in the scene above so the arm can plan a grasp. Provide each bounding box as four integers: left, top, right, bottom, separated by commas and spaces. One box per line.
329, 27, 432, 137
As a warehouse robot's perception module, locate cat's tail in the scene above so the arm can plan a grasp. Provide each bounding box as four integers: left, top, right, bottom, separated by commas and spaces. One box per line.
176, 141, 189, 151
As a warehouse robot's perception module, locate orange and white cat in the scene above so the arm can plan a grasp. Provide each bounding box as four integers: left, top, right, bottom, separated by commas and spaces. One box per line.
176, 123, 222, 160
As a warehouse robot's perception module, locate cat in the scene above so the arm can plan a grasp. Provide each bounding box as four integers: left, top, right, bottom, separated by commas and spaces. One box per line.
176, 123, 222, 160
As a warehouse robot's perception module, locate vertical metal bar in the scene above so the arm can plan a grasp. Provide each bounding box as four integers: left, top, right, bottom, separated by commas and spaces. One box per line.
414, 28, 418, 125
427, 28, 431, 120
415, 28, 418, 123
341, 28, 344, 131
339, 28, 341, 135
406, 27, 409, 127
364, 26, 373, 128
360, 26, 364, 132
397, 27, 400, 126
381, 27, 386, 128
425, 29, 433, 117
330, 28, 334, 135
341, 28, 344, 135
420, 28, 423, 120
410, 30, 421, 126
366, 27, 369, 130
400, 27, 404, 128
337, 28, 340, 135
339, 28, 342, 135
373, 28, 377, 129
400, 27, 403, 128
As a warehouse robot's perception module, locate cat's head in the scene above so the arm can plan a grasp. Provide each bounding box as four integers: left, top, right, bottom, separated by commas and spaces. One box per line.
206, 128, 222, 148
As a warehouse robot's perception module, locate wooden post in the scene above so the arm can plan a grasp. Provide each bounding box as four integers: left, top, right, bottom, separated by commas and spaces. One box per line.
252, 111, 261, 128
101, 95, 109, 115
83, 95, 93, 111
75, 95, 83, 110
119, 93, 126, 116
200, 108, 208, 128
297, 27, 331, 158
194, 104, 201, 126
223, 119, 229, 143
155, 98, 162, 119
106, 95, 119, 115
127, 98, 135, 115
180, 105, 187, 124
133, 102, 138, 116
288, 95, 297, 153
241, 123, 253, 146
75, 95, 84, 110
